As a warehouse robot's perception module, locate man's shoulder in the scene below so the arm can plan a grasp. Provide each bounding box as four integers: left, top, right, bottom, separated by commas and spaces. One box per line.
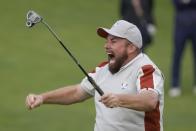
138, 53, 156, 65
97, 61, 108, 67
134, 53, 162, 72
90, 61, 108, 73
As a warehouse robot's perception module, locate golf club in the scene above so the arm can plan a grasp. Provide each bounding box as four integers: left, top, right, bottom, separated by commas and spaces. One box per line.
26, 10, 104, 96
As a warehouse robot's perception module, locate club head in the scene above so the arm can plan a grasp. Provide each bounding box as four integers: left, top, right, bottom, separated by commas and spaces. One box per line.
26, 10, 42, 28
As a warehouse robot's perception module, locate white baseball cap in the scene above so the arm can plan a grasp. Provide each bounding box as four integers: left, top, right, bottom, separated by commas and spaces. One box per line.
97, 20, 143, 49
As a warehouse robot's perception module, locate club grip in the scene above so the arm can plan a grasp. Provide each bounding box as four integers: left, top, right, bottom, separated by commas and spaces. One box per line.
87, 76, 104, 96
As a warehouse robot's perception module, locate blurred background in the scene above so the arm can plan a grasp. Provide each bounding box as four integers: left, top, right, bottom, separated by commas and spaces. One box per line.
0, 0, 195, 130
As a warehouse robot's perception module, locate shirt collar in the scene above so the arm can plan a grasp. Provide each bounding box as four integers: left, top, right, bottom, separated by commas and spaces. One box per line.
119, 53, 144, 71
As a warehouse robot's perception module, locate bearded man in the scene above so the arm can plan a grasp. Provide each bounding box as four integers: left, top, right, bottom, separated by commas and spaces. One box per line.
26, 20, 164, 131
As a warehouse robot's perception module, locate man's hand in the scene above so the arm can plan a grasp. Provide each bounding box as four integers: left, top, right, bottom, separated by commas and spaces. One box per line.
100, 93, 120, 108
26, 94, 43, 110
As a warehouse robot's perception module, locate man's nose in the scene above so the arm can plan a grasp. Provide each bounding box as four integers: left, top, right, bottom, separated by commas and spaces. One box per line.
104, 42, 111, 49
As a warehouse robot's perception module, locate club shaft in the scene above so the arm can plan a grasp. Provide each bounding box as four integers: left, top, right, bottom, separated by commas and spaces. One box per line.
41, 20, 104, 96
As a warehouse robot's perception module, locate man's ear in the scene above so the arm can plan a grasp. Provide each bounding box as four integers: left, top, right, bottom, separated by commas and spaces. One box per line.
127, 43, 137, 54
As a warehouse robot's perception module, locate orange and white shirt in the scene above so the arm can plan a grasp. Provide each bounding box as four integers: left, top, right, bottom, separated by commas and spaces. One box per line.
80, 53, 164, 131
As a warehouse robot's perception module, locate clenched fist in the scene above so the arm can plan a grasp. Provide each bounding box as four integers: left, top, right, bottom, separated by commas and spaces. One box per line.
26, 94, 43, 110
100, 93, 121, 108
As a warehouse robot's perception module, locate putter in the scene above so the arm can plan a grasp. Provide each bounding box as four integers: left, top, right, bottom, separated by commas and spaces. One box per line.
26, 10, 104, 96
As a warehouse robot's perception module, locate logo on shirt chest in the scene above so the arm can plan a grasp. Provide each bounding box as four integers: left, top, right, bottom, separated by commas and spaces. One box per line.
121, 82, 128, 89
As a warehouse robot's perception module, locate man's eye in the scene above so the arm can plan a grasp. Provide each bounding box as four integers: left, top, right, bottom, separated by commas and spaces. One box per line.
111, 40, 117, 43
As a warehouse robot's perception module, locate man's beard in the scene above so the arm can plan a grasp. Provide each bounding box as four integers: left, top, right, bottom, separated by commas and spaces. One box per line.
108, 52, 128, 74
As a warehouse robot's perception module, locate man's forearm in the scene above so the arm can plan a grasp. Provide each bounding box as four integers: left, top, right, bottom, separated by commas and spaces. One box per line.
41, 84, 91, 105
118, 90, 158, 111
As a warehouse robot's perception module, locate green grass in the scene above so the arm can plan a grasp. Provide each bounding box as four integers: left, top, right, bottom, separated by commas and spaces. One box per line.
0, 0, 196, 130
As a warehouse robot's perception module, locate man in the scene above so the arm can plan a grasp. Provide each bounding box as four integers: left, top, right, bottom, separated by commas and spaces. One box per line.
169, 0, 196, 97
26, 20, 164, 131
120, 0, 156, 50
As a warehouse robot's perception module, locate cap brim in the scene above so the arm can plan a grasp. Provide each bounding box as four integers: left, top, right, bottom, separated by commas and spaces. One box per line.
97, 27, 125, 39
97, 28, 109, 38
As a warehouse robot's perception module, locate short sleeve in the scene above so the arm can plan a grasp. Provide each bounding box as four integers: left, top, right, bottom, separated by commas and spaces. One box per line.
80, 61, 108, 96
80, 72, 96, 96
136, 65, 164, 96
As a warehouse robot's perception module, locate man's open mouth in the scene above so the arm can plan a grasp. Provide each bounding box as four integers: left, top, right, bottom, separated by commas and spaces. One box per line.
107, 52, 115, 64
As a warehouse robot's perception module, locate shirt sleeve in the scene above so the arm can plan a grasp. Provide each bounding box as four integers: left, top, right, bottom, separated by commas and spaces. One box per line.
80, 72, 96, 96
80, 61, 108, 96
136, 65, 164, 96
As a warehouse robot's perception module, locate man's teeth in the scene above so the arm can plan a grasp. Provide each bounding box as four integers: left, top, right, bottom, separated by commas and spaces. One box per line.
108, 52, 114, 56
109, 59, 115, 64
